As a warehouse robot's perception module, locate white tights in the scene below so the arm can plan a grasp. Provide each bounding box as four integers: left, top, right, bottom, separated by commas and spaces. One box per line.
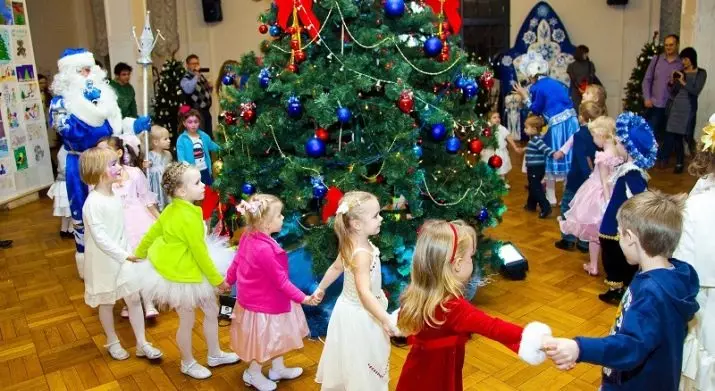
545, 179, 557, 204
176, 300, 220, 364
98, 292, 148, 347
60, 216, 73, 232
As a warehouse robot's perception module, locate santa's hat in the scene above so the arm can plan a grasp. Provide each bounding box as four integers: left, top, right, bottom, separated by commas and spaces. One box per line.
57, 48, 95, 71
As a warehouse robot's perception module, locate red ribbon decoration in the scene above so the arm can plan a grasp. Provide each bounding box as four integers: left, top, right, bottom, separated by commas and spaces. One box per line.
276, 0, 321, 39
423, 0, 462, 34
321, 186, 344, 223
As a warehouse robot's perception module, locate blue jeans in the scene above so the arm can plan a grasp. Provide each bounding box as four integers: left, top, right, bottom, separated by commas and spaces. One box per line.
560, 188, 589, 249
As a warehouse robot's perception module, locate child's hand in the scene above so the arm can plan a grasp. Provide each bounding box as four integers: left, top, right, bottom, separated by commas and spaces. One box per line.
382, 320, 399, 337
126, 255, 139, 262
552, 151, 565, 160
545, 337, 579, 370
516, 147, 525, 154
218, 281, 231, 293
312, 288, 325, 304
302, 295, 318, 306
143, 160, 151, 169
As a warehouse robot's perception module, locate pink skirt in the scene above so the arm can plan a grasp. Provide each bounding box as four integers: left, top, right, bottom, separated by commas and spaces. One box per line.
230, 302, 309, 363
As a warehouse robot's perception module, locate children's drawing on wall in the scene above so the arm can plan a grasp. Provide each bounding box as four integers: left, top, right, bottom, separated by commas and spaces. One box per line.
15, 64, 33, 82
13, 145, 27, 170
11, 27, 31, 62
6, 109, 19, 128
19, 81, 35, 100
0, 1, 12, 25
8, 127, 26, 147
0, 29, 10, 63
11, 1, 24, 25
25, 123, 42, 141
0, 64, 15, 81
33, 144, 43, 162
2, 82, 19, 111
0, 161, 7, 175
0, 137, 9, 158
24, 101, 39, 121
0, 118, 4, 138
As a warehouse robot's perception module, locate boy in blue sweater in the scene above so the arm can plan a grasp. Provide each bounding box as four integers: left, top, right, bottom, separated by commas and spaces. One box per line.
545, 190, 699, 391
522, 115, 564, 218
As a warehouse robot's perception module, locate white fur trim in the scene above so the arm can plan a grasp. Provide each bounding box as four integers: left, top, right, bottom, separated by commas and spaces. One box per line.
121, 117, 136, 136
518, 321, 552, 365
58, 51, 95, 71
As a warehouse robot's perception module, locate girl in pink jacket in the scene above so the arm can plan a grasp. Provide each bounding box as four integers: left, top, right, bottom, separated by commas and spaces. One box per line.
225, 194, 317, 391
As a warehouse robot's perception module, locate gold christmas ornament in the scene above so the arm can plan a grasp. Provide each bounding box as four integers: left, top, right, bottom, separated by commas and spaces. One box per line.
212, 159, 224, 178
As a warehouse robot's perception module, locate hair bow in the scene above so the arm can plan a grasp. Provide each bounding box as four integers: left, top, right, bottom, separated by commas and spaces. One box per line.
236, 200, 261, 215
178, 104, 191, 115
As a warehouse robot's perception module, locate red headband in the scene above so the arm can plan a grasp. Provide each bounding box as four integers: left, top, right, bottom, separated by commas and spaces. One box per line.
417, 222, 459, 264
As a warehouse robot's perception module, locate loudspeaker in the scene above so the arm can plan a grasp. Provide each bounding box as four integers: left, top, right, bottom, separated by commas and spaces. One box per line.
607, 0, 628, 5
202, 0, 223, 23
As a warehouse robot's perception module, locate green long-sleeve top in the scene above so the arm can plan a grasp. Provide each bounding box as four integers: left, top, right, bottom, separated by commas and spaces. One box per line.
135, 198, 223, 286
109, 80, 138, 118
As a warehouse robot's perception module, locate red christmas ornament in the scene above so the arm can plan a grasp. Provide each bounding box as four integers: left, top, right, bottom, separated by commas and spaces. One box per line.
290, 39, 300, 50
482, 128, 492, 138
376, 174, 385, 184
468, 139, 484, 154
223, 111, 237, 125
294, 50, 307, 63
286, 26, 297, 35
286, 64, 298, 73
398, 90, 414, 113
259, 24, 269, 34
488, 155, 503, 169
241, 109, 255, 123
315, 128, 329, 141
416, 137, 423, 145
481, 71, 495, 90
438, 52, 449, 62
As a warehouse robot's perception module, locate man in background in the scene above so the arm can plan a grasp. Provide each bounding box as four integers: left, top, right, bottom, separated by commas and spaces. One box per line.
180, 54, 213, 137
109, 62, 138, 119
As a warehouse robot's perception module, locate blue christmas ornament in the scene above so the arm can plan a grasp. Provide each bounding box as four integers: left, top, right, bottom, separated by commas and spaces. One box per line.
412, 145, 423, 158
337, 107, 352, 124
286, 96, 302, 118
269, 25, 282, 37
305, 137, 326, 157
384, 0, 405, 17
455, 76, 467, 89
241, 183, 256, 195
259, 76, 270, 89
477, 207, 489, 222
430, 123, 447, 141
462, 80, 478, 100
445, 136, 461, 154
313, 183, 328, 198
221, 74, 235, 86
423, 37, 443, 57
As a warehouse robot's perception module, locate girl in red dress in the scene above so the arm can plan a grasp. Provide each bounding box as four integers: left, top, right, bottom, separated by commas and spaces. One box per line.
395, 220, 553, 391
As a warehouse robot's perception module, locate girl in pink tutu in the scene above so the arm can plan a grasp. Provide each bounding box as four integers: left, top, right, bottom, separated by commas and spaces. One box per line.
559, 116, 623, 276
224, 194, 316, 391
104, 135, 160, 318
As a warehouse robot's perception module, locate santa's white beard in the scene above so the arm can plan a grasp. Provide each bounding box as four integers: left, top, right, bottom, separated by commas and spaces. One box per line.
55, 65, 124, 133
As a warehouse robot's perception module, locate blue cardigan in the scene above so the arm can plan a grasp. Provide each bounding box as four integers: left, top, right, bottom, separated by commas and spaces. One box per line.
176, 130, 220, 175
565, 125, 597, 192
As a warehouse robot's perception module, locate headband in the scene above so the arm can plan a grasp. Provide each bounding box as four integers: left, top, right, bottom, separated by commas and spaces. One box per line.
417, 222, 459, 264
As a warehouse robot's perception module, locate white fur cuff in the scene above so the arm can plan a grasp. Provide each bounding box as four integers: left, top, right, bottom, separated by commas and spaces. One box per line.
121, 118, 136, 136
518, 321, 552, 365
58, 52, 95, 71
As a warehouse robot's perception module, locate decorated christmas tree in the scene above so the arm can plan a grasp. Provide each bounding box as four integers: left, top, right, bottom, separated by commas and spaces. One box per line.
623, 32, 663, 114
0, 36, 9, 62
216, 0, 505, 332
152, 57, 185, 142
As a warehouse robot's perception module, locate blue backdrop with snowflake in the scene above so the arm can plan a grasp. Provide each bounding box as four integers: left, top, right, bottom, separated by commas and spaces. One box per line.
494, 2, 576, 107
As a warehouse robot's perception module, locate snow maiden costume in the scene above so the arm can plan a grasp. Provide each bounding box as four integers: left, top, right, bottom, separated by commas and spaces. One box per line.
49, 48, 151, 279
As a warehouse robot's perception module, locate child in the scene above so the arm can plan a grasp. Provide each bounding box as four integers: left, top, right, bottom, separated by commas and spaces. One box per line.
522, 115, 564, 218
104, 136, 161, 319
134, 162, 239, 379
598, 112, 658, 304
482, 111, 519, 188
225, 194, 313, 391
555, 102, 602, 253
79, 147, 163, 361
677, 114, 715, 390
559, 116, 623, 276
176, 108, 220, 186
48, 146, 73, 239
147, 125, 172, 211
583, 84, 608, 113
313, 191, 398, 390
545, 191, 699, 391
395, 220, 552, 391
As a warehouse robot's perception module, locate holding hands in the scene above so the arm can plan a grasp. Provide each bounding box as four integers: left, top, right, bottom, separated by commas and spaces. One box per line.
543, 336, 579, 370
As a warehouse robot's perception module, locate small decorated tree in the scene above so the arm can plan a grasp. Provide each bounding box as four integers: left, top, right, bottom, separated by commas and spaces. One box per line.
623, 32, 663, 114
152, 57, 185, 143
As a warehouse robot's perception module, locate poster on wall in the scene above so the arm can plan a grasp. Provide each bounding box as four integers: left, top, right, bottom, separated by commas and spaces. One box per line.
0, 1, 53, 205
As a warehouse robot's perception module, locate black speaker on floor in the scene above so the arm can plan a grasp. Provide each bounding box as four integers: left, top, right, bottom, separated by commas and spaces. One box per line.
607, 0, 628, 5
202, 0, 223, 23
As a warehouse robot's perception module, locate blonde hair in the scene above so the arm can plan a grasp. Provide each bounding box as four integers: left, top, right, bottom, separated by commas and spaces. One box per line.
688, 146, 715, 177
334, 191, 378, 268
150, 125, 171, 144
579, 101, 605, 123
80, 147, 116, 185
588, 116, 616, 141
162, 161, 194, 196
241, 193, 283, 230
397, 220, 477, 335
616, 190, 686, 258
524, 115, 545, 131
583, 84, 607, 112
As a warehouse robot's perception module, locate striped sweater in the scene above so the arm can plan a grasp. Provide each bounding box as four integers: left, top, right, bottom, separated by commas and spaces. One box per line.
524, 135, 555, 167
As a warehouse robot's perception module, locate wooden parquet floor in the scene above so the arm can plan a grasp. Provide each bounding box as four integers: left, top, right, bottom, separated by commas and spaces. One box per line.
0, 160, 697, 391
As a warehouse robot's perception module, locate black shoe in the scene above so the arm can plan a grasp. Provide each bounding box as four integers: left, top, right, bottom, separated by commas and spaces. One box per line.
524, 205, 536, 212
554, 239, 575, 251
576, 245, 589, 254
60, 231, 74, 239
390, 336, 408, 347
539, 209, 552, 219
598, 288, 624, 305
0, 240, 12, 249
674, 165, 684, 174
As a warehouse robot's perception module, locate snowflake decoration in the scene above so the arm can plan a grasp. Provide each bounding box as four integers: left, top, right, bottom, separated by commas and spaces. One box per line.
537, 5, 549, 17
523, 31, 537, 45
555, 55, 567, 66
552, 29, 566, 43
501, 55, 513, 67
529, 18, 539, 28
549, 17, 558, 26
533, 43, 556, 61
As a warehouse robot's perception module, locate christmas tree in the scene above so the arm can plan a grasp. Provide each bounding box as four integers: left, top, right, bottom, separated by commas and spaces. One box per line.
623, 32, 663, 114
216, 0, 505, 323
152, 57, 185, 143
0, 36, 9, 62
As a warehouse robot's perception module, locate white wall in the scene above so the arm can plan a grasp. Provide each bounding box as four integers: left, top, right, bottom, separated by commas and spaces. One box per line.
511, 0, 661, 114
680, 0, 714, 132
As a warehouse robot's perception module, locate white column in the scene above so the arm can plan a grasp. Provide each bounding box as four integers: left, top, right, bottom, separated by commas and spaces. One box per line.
681, 0, 715, 133
103, 0, 148, 116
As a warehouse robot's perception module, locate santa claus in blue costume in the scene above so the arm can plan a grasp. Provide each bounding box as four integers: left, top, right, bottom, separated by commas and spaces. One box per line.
49, 48, 151, 279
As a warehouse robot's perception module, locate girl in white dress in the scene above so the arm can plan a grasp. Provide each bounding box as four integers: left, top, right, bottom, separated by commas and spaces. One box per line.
47, 146, 73, 238
313, 191, 399, 391
482, 111, 519, 188
79, 147, 163, 361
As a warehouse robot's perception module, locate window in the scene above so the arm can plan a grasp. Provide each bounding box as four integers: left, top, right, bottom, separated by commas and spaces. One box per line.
460, 0, 510, 61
